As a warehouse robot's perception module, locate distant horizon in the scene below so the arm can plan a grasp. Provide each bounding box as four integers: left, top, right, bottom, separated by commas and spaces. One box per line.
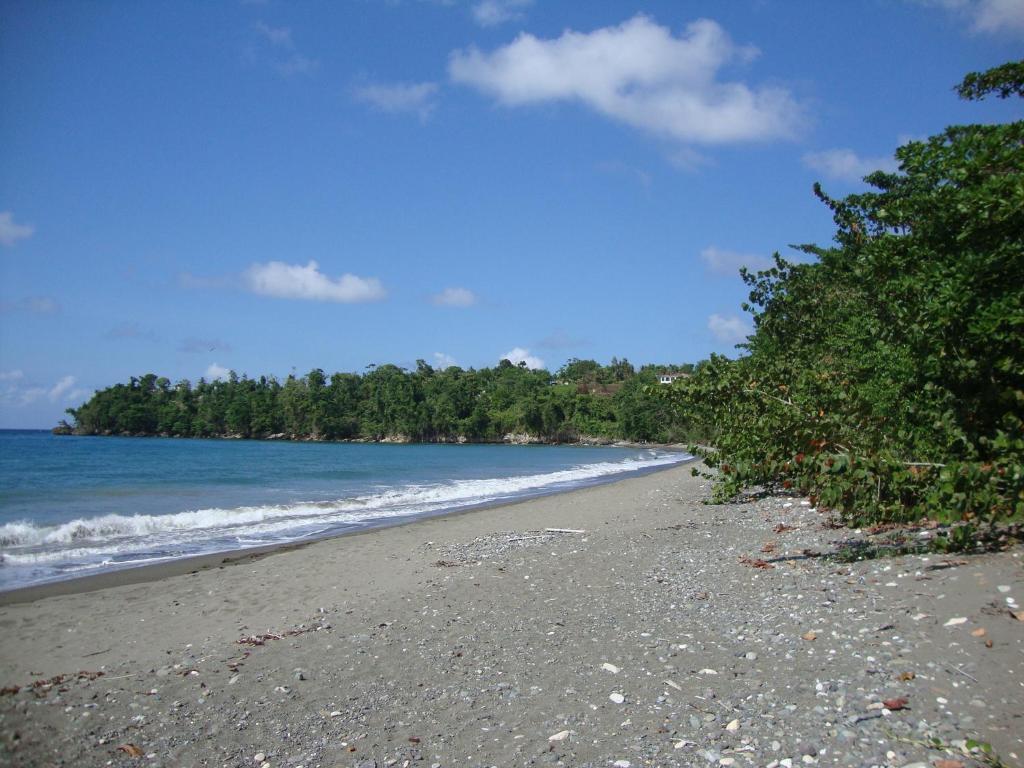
3, 1, 1022, 428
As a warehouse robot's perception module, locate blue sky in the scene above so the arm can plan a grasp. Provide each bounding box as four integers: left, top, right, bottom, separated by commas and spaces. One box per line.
1, 0, 1022, 428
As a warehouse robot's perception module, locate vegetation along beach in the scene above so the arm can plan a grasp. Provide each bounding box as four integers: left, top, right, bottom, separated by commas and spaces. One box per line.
1, 3, 1023, 767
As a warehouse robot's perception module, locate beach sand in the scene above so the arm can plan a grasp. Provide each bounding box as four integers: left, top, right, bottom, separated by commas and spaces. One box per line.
1, 464, 1022, 767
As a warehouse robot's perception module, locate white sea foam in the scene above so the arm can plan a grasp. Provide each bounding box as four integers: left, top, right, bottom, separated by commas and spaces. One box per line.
0, 452, 686, 577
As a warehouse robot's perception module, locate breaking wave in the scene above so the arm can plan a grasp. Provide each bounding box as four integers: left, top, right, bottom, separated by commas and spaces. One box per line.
0, 451, 686, 580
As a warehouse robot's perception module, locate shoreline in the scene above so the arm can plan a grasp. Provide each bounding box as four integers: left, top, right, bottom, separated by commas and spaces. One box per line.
0, 455, 695, 606
2, 462, 1021, 767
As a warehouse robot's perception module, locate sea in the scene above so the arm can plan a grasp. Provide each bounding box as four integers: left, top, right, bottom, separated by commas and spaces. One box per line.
0, 430, 689, 591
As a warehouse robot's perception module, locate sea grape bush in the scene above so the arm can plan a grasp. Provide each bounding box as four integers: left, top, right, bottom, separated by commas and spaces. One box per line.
664, 61, 1024, 530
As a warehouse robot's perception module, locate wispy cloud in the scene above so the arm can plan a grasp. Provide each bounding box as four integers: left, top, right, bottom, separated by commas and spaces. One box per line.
430, 286, 477, 307
803, 148, 899, 183
276, 54, 318, 76
700, 246, 773, 276
471, 0, 533, 27
596, 160, 652, 188
913, 0, 1024, 36
2, 373, 80, 407
104, 322, 160, 342
535, 330, 586, 350
353, 81, 439, 120
251, 19, 318, 76
450, 15, 803, 149
179, 337, 232, 354
501, 346, 545, 369
708, 313, 751, 345
244, 260, 386, 303
0, 211, 34, 247
255, 21, 293, 48
0, 296, 60, 314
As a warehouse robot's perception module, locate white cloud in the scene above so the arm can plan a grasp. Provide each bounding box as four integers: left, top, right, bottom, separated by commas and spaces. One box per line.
0, 211, 34, 247
449, 15, 803, 146
0, 372, 80, 408
205, 363, 231, 381
798, 148, 897, 183
501, 346, 545, 369
431, 286, 478, 306
915, 0, 1024, 36
700, 246, 773, 276
48, 375, 76, 401
708, 313, 751, 344
472, 0, 532, 27
803, 148, 899, 182
354, 81, 439, 120
433, 352, 458, 368
244, 260, 386, 303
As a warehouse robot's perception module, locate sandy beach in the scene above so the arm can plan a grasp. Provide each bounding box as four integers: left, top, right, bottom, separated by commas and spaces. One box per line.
1, 464, 1022, 768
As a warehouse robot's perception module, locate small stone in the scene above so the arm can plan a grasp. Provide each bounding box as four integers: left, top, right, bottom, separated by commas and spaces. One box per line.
725, 719, 740, 731
609, 692, 625, 704
254, 754, 266, 764
943, 617, 968, 627
329, 711, 343, 717
998, 585, 1012, 593
698, 668, 718, 675
780, 759, 793, 768
602, 663, 621, 674
771, 741, 781, 751
548, 730, 569, 742
613, 761, 631, 768
744, 652, 758, 660
720, 759, 736, 767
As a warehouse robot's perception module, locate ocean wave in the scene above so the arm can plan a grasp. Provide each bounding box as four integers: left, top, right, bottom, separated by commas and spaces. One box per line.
0, 451, 686, 564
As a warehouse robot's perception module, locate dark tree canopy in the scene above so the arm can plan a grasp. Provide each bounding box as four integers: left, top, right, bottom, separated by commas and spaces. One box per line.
64, 359, 696, 444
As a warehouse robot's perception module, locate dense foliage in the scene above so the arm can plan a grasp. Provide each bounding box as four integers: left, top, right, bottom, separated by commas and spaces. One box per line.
665, 62, 1024, 530
63, 359, 694, 444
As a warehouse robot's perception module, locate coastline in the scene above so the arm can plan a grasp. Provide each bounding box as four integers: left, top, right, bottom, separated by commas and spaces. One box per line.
0, 453, 694, 603
2, 463, 1021, 767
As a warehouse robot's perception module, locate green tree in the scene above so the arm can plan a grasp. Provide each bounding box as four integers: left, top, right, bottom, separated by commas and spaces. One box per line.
666, 61, 1024, 530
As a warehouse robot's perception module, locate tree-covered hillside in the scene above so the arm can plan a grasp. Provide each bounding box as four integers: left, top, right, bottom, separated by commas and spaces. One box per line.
61, 358, 694, 444
666, 61, 1024, 533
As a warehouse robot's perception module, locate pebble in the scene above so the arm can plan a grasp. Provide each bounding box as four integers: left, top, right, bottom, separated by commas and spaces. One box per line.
601, 663, 621, 674
609, 692, 625, 704
548, 730, 569, 742
254, 754, 266, 764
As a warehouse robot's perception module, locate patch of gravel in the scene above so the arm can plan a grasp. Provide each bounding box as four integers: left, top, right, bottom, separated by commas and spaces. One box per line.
1, 467, 1021, 768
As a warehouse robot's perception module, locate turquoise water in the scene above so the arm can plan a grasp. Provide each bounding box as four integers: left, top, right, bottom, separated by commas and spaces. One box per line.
0, 430, 687, 590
